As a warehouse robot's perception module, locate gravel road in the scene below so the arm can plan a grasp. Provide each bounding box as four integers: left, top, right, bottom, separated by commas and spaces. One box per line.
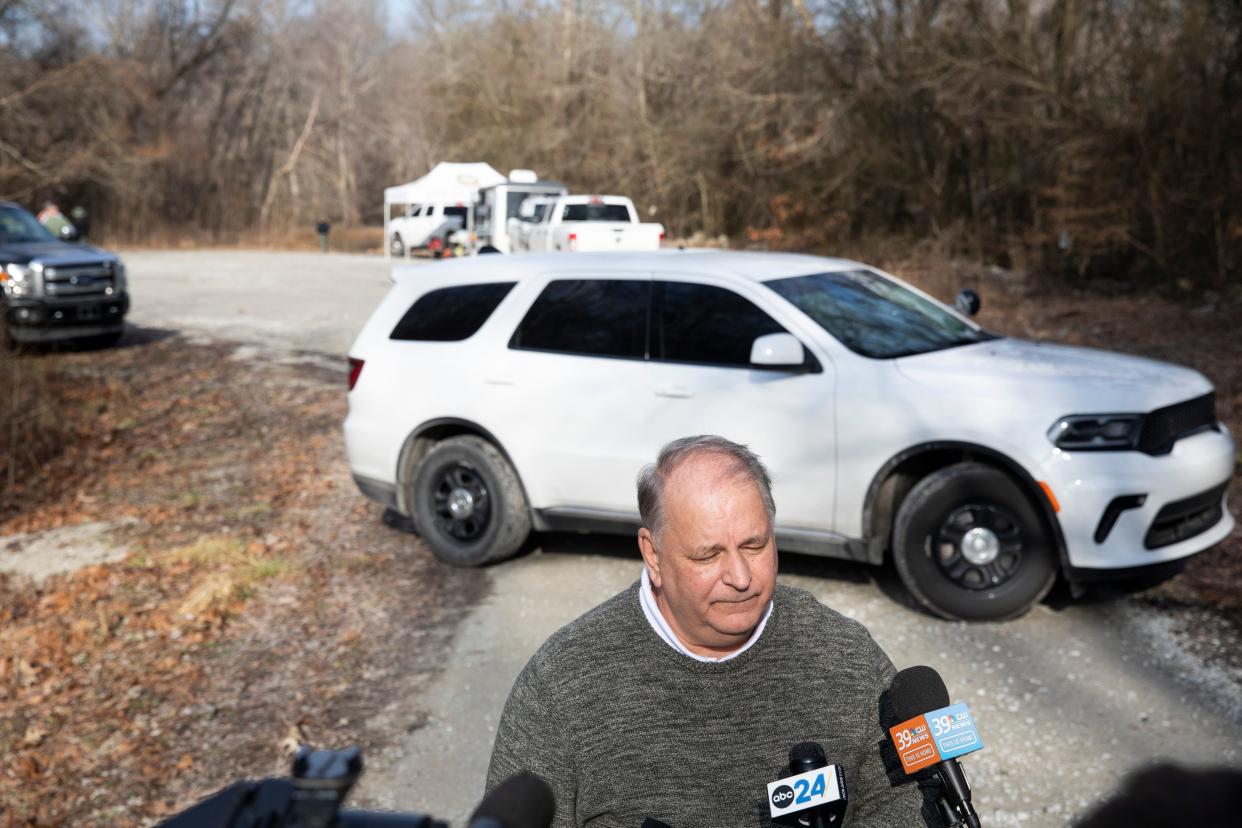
125, 249, 1242, 828
123, 248, 394, 354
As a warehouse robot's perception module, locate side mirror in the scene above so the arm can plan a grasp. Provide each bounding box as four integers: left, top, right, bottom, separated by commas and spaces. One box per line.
750, 332, 806, 371
955, 288, 981, 317
59, 224, 80, 242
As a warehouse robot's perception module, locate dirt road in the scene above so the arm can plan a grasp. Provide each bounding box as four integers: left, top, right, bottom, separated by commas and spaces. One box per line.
123, 250, 1242, 828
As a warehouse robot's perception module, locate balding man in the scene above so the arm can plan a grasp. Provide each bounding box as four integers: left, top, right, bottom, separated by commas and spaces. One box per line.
487, 435, 932, 827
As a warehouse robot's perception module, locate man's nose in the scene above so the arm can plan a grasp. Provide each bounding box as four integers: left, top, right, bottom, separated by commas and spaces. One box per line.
721, 549, 752, 590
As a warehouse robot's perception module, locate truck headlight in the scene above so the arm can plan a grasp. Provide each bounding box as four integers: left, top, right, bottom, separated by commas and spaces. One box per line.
2, 263, 33, 296
1048, 414, 1144, 451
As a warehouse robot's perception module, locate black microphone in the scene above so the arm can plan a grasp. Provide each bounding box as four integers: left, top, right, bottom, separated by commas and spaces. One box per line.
469, 772, 555, 828
789, 743, 831, 828
767, 741, 847, 826
889, 666, 981, 828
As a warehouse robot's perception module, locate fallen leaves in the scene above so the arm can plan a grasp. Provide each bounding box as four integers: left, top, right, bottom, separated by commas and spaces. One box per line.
0, 337, 351, 826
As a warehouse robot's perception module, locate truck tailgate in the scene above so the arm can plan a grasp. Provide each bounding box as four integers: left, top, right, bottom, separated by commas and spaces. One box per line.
557, 223, 662, 252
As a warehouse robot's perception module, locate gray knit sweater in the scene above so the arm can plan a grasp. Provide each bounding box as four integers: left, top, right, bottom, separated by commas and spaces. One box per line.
486, 582, 932, 827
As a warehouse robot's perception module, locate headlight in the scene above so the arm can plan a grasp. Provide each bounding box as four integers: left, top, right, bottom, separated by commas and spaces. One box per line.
1, 263, 33, 296
4, 263, 32, 282
111, 260, 127, 292
1048, 414, 1144, 451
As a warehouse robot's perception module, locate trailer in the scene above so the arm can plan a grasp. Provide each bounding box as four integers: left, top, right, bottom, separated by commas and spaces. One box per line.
473, 170, 567, 254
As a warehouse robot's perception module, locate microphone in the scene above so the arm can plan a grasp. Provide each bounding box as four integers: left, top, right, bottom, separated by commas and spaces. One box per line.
766, 741, 848, 826
469, 772, 555, 828
887, 665, 983, 828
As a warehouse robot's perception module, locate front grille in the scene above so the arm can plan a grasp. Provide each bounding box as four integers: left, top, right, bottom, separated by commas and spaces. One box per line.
42, 263, 115, 298
1144, 483, 1228, 549
1137, 393, 1217, 455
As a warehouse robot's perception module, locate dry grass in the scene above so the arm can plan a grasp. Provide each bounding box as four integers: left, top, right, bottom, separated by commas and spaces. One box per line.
0, 350, 69, 495
100, 224, 385, 254
0, 335, 485, 826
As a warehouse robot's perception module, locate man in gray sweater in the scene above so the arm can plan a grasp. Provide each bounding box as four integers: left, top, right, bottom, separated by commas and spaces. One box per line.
487, 435, 933, 827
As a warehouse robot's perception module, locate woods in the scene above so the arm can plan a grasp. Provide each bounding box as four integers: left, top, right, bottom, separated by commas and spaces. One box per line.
3, 0, 1239, 286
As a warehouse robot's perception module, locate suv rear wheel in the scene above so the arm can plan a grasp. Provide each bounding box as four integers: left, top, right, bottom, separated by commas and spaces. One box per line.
410, 435, 531, 566
892, 462, 1057, 621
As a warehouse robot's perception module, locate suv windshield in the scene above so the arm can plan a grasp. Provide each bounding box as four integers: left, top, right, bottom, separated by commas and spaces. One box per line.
0, 205, 56, 244
766, 270, 995, 359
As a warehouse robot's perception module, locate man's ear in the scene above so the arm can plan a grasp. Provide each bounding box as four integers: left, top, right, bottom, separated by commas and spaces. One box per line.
638, 527, 662, 588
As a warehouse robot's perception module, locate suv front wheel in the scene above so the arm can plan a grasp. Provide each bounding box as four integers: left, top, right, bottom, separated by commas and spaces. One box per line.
892, 462, 1057, 621
410, 436, 531, 566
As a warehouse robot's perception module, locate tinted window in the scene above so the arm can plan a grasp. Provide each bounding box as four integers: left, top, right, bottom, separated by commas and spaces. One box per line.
510, 279, 649, 359
390, 282, 515, 341
562, 203, 632, 222
653, 281, 787, 368
766, 270, 994, 359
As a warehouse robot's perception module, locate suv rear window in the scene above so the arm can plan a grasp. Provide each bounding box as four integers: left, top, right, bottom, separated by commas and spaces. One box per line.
390, 282, 515, 341
510, 279, 648, 359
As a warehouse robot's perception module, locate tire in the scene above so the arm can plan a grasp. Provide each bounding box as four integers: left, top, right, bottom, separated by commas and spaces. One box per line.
892, 462, 1057, 621
410, 435, 531, 567
390, 234, 405, 257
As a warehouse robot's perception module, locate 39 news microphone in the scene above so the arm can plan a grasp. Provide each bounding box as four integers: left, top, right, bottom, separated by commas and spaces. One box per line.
468, 772, 555, 828
887, 666, 983, 828
765, 741, 848, 827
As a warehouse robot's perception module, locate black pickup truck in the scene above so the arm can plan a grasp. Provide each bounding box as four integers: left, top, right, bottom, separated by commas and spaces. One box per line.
0, 202, 128, 347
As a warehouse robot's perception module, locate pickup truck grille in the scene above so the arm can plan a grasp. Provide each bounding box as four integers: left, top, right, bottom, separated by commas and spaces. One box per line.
43, 263, 114, 298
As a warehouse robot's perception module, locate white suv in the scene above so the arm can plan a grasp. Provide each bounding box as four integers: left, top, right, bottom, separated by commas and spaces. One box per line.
344, 251, 1235, 620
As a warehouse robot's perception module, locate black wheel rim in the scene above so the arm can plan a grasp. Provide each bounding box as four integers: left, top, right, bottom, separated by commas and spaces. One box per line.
927, 504, 1024, 590
431, 463, 491, 542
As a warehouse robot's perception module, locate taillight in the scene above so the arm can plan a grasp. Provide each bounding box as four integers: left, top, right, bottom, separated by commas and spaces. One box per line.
348, 357, 364, 391
659, 232, 665, 244
568, 232, 578, 251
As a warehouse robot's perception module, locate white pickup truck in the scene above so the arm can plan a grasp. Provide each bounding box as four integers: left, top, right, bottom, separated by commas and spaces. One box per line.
388, 203, 471, 257
522, 195, 664, 252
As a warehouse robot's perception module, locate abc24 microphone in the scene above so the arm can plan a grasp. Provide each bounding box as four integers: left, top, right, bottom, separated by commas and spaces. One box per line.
765, 742, 847, 827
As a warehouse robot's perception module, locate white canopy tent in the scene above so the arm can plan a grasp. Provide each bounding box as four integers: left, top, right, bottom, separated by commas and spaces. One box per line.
383, 162, 506, 259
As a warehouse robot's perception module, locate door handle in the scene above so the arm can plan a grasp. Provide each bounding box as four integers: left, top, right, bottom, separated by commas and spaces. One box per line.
654, 385, 693, 399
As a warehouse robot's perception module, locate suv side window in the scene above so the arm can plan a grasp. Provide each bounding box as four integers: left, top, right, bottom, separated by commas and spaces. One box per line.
653, 281, 788, 368
510, 279, 649, 359
390, 283, 515, 341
